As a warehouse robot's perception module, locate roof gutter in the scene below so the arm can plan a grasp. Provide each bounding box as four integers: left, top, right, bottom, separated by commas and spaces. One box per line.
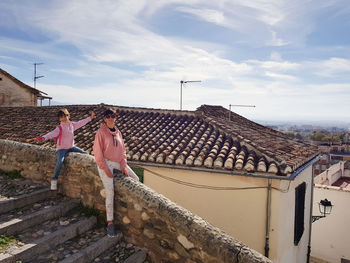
289, 155, 321, 180
129, 161, 294, 181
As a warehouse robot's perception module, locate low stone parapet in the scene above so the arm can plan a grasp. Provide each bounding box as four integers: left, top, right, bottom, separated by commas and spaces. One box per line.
0, 139, 271, 263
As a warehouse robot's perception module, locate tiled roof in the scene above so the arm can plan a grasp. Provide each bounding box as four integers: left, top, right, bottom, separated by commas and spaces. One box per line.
332, 177, 350, 188
0, 68, 44, 95
0, 104, 319, 176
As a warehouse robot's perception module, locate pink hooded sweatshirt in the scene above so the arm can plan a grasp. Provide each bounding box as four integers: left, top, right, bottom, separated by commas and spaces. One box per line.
42, 117, 92, 150
93, 123, 127, 177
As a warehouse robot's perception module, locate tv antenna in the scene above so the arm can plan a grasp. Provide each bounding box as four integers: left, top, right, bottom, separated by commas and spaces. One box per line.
33, 62, 44, 89
228, 104, 256, 120
180, 80, 201, 110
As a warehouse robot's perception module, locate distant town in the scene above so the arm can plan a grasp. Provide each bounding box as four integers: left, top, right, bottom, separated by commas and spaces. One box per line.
259, 121, 350, 145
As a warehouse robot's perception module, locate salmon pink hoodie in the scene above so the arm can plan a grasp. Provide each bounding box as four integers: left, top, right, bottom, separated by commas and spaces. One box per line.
42, 117, 92, 150
93, 123, 127, 177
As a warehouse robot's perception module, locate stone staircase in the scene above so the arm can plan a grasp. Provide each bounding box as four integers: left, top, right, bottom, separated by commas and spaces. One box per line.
0, 173, 148, 263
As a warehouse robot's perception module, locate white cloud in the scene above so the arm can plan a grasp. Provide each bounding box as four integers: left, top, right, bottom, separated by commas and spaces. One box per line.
314, 57, 350, 77
247, 59, 300, 71
265, 71, 298, 81
268, 31, 289, 46
270, 52, 282, 61
176, 7, 227, 26
0, 38, 60, 60
1, 0, 350, 121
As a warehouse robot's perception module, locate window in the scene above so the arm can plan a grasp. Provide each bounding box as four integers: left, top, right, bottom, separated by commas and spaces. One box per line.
294, 182, 306, 245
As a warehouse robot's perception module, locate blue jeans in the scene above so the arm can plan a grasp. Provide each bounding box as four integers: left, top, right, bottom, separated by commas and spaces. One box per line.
53, 147, 87, 180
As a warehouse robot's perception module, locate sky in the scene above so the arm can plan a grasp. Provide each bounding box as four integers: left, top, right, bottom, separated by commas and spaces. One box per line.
1, 0, 350, 123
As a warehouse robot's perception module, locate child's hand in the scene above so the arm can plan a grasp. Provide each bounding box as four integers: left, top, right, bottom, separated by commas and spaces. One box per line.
122, 168, 129, 177
91, 111, 95, 120
35, 136, 44, 141
105, 169, 114, 178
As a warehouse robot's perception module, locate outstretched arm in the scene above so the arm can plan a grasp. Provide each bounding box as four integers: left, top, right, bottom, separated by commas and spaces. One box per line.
72, 116, 91, 131
35, 126, 60, 141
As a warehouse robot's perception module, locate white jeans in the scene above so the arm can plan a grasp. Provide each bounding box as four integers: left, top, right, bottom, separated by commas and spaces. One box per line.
97, 159, 139, 221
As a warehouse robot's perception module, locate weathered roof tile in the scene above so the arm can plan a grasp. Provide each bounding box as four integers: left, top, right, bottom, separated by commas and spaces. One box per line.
0, 104, 319, 176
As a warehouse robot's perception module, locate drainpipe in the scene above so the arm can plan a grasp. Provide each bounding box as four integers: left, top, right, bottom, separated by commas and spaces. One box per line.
265, 178, 272, 258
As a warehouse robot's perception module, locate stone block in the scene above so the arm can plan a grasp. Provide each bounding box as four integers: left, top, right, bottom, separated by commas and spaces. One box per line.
141, 212, 150, 221
122, 216, 131, 224
127, 209, 141, 220
159, 239, 173, 249
134, 203, 143, 211
167, 251, 180, 260
174, 242, 190, 258
129, 226, 142, 236
81, 183, 94, 193
177, 234, 194, 250
143, 228, 155, 239
94, 204, 106, 211
119, 200, 128, 208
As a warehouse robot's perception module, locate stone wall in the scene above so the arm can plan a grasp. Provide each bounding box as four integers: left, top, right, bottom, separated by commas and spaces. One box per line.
0, 139, 272, 263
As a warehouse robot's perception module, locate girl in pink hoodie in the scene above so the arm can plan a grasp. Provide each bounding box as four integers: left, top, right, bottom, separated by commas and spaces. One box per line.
93, 108, 139, 237
36, 108, 95, 190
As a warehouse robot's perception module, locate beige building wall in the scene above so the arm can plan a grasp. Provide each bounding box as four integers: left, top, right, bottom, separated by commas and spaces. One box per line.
141, 165, 313, 263
273, 166, 313, 263
312, 186, 350, 263
0, 74, 36, 106
143, 166, 268, 254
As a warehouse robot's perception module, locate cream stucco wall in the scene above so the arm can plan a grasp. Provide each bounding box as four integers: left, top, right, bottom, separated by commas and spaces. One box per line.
312, 186, 350, 263
143, 166, 269, 254
273, 166, 313, 263
140, 164, 313, 263
0, 74, 36, 106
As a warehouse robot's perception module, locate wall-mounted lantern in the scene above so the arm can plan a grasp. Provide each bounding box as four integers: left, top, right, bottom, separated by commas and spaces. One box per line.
312, 199, 333, 223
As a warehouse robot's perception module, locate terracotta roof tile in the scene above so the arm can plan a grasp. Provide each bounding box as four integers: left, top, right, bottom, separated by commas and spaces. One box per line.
0, 104, 319, 176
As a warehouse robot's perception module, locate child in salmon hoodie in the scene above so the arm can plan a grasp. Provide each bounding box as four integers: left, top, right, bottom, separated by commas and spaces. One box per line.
93, 108, 139, 237
36, 108, 95, 190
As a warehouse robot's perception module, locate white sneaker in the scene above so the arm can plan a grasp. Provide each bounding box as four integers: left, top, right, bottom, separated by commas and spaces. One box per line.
50, 180, 57, 190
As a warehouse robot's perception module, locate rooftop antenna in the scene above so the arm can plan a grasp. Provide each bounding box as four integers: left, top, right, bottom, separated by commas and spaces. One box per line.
228, 104, 256, 120
180, 80, 201, 110
33, 62, 44, 89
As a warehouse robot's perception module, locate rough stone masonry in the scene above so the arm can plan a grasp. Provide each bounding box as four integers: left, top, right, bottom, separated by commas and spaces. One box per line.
0, 139, 272, 263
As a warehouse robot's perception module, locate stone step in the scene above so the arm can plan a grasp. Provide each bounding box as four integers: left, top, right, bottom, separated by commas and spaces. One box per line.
0, 175, 149, 263
26, 226, 111, 262
0, 199, 79, 235
0, 216, 97, 263
0, 175, 49, 201
123, 250, 148, 263
92, 239, 147, 263
58, 232, 122, 263
0, 194, 69, 224
0, 188, 56, 214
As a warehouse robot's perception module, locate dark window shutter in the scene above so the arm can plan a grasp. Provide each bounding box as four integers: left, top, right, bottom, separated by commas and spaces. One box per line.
294, 182, 306, 245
